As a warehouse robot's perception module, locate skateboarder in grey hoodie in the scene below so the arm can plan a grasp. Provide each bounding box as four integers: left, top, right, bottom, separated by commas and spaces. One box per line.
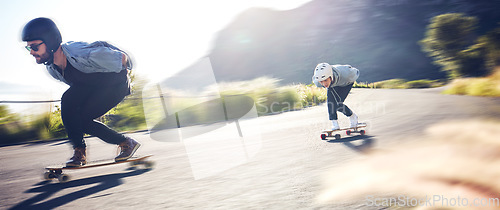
312, 63, 360, 130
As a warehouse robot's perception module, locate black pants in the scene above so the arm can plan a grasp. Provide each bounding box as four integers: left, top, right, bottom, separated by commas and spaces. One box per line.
327, 83, 354, 120
61, 83, 130, 149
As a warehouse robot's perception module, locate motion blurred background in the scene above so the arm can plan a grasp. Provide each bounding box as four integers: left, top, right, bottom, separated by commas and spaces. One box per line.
1, 0, 499, 145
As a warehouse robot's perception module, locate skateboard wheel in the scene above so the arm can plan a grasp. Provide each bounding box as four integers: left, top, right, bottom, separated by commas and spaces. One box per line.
320, 134, 327, 140
360, 130, 366, 135
58, 174, 70, 183
346, 130, 351, 135
44, 172, 54, 180
334, 134, 341, 140
144, 161, 155, 169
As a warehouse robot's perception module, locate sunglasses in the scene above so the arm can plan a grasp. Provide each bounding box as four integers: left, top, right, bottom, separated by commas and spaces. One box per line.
25, 42, 45, 52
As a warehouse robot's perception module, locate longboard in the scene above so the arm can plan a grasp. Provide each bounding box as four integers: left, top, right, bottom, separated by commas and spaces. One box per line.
321, 123, 367, 140
44, 155, 154, 183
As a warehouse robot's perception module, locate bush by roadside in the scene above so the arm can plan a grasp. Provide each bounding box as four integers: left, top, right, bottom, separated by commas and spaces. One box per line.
1, 77, 327, 145
443, 67, 500, 97
218, 77, 327, 115
373, 79, 444, 89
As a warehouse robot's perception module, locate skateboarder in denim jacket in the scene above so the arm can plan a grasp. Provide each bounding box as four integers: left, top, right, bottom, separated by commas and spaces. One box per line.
22, 17, 140, 167
312, 63, 360, 130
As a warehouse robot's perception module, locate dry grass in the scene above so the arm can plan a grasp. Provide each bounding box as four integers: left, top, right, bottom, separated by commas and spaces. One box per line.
443, 67, 500, 97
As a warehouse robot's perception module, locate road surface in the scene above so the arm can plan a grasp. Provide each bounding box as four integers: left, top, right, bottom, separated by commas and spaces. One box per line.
1, 88, 499, 209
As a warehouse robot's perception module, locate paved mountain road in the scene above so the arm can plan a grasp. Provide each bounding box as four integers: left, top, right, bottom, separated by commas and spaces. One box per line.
1, 88, 499, 209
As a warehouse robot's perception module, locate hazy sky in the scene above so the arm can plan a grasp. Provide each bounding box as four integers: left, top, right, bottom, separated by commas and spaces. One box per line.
0, 0, 311, 108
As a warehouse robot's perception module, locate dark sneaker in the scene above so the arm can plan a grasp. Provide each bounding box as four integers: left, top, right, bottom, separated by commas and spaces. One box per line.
66, 147, 87, 167
115, 137, 140, 162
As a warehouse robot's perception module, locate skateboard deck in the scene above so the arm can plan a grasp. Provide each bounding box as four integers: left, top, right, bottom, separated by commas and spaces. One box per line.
44, 155, 154, 183
321, 123, 367, 140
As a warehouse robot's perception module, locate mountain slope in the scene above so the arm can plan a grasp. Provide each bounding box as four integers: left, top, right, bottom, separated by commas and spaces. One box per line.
208, 0, 500, 84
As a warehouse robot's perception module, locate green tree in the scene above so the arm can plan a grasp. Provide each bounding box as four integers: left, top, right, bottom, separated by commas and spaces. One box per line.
456, 25, 500, 77
457, 42, 487, 77
420, 13, 478, 78
481, 26, 500, 71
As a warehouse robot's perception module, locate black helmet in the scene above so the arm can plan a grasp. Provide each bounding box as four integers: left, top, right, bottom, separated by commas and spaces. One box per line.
22, 17, 62, 53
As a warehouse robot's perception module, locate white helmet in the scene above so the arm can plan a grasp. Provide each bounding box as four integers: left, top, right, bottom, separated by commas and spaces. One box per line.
313, 63, 333, 82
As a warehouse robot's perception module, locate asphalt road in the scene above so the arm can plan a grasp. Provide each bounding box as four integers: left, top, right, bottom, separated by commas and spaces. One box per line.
1, 88, 499, 209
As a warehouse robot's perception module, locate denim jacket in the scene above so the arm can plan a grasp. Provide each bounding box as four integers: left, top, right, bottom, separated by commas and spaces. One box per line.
46, 41, 132, 85
313, 64, 360, 87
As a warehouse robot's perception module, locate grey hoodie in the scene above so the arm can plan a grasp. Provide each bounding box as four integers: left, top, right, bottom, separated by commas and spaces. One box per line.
313, 64, 360, 87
